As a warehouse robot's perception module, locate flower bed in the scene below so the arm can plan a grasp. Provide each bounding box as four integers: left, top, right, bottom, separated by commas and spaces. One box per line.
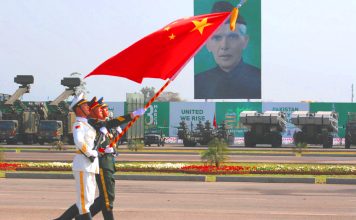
181, 165, 253, 175
0, 162, 23, 171
1, 162, 356, 176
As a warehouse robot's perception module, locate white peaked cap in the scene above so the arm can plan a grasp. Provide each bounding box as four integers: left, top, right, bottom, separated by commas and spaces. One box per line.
69, 93, 87, 111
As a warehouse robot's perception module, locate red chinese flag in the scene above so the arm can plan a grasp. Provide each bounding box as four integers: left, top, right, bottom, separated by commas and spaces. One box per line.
86, 12, 230, 83
213, 113, 217, 129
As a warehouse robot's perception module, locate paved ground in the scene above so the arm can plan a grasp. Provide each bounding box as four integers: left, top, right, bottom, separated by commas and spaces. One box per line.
1, 179, 356, 220
4, 151, 356, 164
3, 143, 356, 150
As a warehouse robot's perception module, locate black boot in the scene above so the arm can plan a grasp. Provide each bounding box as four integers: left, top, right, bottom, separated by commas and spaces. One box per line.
102, 209, 114, 220
90, 197, 103, 217
54, 204, 79, 220
75, 213, 92, 220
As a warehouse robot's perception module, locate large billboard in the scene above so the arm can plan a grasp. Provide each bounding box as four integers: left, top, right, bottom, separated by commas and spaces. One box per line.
194, 0, 261, 99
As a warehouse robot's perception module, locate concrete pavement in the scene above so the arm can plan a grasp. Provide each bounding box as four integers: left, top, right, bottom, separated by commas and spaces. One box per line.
1, 179, 356, 220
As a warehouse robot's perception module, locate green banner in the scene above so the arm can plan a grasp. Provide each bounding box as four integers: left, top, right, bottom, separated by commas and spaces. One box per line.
144, 102, 170, 137
310, 102, 356, 137
216, 102, 262, 137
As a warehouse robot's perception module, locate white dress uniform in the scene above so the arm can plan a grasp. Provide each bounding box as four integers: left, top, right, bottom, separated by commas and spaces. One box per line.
72, 116, 99, 215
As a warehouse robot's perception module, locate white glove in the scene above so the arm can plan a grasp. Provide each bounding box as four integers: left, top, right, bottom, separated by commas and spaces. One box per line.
100, 127, 108, 135
104, 147, 114, 154
116, 126, 122, 134
90, 150, 98, 158
132, 108, 146, 117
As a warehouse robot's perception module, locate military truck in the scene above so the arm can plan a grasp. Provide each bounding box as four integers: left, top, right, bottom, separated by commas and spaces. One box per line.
37, 120, 63, 145
291, 111, 338, 148
177, 120, 197, 146
37, 77, 80, 144
345, 112, 356, 149
177, 120, 230, 147
0, 120, 18, 143
0, 75, 39, 144
144, 128, 165, 147
240, 111, 287, 148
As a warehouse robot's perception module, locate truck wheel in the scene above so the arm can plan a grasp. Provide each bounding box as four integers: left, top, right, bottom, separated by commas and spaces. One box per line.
345, 135, 351, 149
293, 131, 303, 146
244, 132, 253, 147
345, 140, 351, 149
271, 133, 282, 148
23, 136, 30, 145
67, 136, 74, 145
27, 136, 33, 145
322, 134, 333, 148
157, 143, 160, 147
328, 135, 333, 148
38, 140, 45, 145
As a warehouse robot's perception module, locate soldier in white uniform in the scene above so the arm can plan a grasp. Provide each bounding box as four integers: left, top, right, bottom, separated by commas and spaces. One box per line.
54, 93, 99, 220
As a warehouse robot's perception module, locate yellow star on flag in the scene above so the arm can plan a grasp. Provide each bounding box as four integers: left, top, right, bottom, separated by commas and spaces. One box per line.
191, 18, 212, 35
169, 33, 176, 40
164, 26, 170, 31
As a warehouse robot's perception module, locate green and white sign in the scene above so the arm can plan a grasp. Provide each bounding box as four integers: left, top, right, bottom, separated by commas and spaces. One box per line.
144, 102, 170, 137
169, 102, 215, 136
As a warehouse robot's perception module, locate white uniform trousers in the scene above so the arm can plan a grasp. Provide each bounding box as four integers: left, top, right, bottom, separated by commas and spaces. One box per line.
73, 171, 96, 214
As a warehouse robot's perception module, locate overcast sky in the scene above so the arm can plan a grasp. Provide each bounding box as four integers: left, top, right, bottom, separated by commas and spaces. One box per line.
0, 0, 356, 102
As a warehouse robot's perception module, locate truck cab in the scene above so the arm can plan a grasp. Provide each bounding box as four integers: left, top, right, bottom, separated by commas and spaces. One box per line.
37, 120, 63, 145
144, 128, 165, 147
0, 120, 18, 144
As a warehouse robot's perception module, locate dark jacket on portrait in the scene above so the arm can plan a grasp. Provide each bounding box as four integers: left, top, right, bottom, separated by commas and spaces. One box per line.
194, 60, 261, 99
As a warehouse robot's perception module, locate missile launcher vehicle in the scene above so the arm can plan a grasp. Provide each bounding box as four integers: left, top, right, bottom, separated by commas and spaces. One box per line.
37, 77, 80, 144
240, 111, 287, 147
291, 111, 338, 148
345, 112, 356, 149
177, 120, 231, 147
0, 75, 39, 144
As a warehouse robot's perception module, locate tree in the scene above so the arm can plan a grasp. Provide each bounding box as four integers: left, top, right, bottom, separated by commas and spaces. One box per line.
70, 72, 89, 96
140, 86, 156, 102
200, 138, 229, 168
140, 87, 183, 102
156, 91, 183, 102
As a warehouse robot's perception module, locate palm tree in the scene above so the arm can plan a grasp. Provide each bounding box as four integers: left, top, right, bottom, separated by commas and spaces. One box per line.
201, 138, 229, 168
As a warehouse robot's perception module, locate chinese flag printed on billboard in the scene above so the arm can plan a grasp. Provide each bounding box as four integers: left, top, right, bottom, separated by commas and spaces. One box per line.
86, 12, 230, 83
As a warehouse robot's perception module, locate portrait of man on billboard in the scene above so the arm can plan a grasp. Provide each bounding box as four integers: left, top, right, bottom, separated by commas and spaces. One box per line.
194, 0, 261, 99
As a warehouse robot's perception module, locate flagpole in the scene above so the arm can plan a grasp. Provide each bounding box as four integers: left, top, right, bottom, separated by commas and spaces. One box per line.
110, 79, 172, 147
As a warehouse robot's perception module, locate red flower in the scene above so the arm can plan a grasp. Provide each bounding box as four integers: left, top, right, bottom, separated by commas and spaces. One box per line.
0, 162, 22, 171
